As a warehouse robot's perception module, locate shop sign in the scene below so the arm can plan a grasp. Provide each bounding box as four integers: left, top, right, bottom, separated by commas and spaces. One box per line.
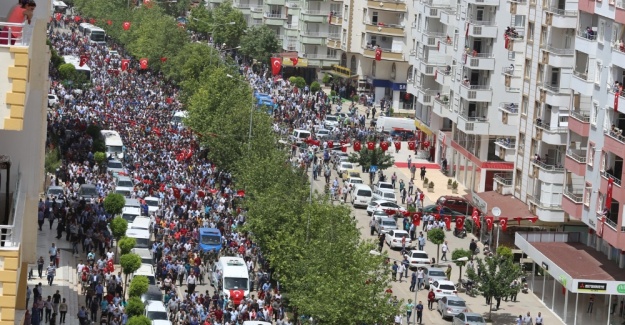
617, 284, 625, 294
577, 282, 607, 292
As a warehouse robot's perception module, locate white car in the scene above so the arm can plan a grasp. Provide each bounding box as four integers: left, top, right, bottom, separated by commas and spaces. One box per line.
337, 161, 355, 175
431, 280, 458, 300
345, 177, 364, 188
324, 115, 339, 128
374, 181, 394, 191
385, 230, 412, 249
47, 94, 58, 107
366, 200, 406, 216
404, 250, 431, 268
107, 159, 125, 177
46, 186, 65, 204
316, 129, 332, 140
144, 196, 161, 214
144, 301, 168, 321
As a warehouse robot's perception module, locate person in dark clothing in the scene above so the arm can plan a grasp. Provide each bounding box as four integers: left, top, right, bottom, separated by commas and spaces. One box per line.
469, 239, 478, 254
419, 166, 426, 181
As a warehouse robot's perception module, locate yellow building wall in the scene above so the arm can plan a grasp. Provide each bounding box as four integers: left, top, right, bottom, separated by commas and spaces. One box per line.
0, 248, 21, 323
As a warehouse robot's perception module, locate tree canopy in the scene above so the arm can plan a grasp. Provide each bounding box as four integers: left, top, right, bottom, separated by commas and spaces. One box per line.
466, 256, 523, 319
240, 25, 280, 63
348, 147, 395, 173
104, 193, 126, 216
189, 2, 247, 47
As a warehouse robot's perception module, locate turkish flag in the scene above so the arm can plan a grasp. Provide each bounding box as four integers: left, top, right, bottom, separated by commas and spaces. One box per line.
471, 208, 480, 228
107, 20, 112, 26
367, 142, 375, 150
455, 216, 465, 230
230, 290, 245, 305
484, 216, 494, 231
615, 90, 620, 112
394, 141, 401, 151
375, 47, 382, 61
528, 216, 538, 223
160, 57, 167, 63
504, 34, 510, 49
79, 55, 88, 67
408, 141, 416, 150
209, 188, 218, 194
139, 58, 148, 70
290, 57, 299, 66
444, 216, 451, 231
423, 141, 430, 148
607, 177, 614, 209
311, 140, 321, 147
121, 59, 130, 71
74, 16, 81, 22
270, 57, 282, 75
412, 214, 421, 226
89, 18, 95, 24
499, 218, 508, 231
341, 145, 347, 152
55, 13, 62, 21
236, 190, 245, 197
123, 21, 131, 31
354, 141, 362, 151
327, 141, 334, 149
380, 141, 389, 151
514, 217, 523, 225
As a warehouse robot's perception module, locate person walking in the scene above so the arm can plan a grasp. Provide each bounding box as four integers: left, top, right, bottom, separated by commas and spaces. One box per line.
419, 166, 426, 181
397, 263, 406, 283
59, 298, 67, 324
407, 155, 412, 170
587, 294, 595, 313
44, 296, 53, 323
427, 289, 436, 310
441, 241, 448, 261
417, 268, 425, 290
48, 243, 57, 264
415, 301, 424, 325
52, 290, 61, 315
408, 179, 414, 195
405, 299, 414, 322
409, 271, 417, 292
410, 165, 416, 180
46, 262, 56, 286
26, 286, 31, 308
369, 217, 376, 236
445, 265, 452, 280
186, 271, 197, 295
535, 312, 543, 325
37, 256, 44, 278
391, 262, 398, 281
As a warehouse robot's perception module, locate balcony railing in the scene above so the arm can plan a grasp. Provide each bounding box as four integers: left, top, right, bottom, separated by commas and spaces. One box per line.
494, 173, 514, 185
466, 18, 496, 26
546, 6, 577, 16
495, 138, 516, 149
541, 44, 574, 55
434, 96, 450, 107
502, 66, 516, 76
573, 70, 589, 81
365, 45, 404, 53
527, 194, 563, 210
467, 52, 495, 58
461, 83, 491, 90
305, 54, 340, 60
0, 22, 29, 47
532, 159, 565, 172
536, 121, 567, 133
264, 12, 286, 18
563, 187, 584, 203
601, 171, 623, 187
570, 110, 591, 123
542, 83, 562, 93
576, 29, 597, 41
301, 31, 329, 37
566, 149, 587, 163
302, 9, 330, 15
459, 114, 488, 122
499, 102, 519, 114
422, 30, 446, 37
604, 128, 625, 144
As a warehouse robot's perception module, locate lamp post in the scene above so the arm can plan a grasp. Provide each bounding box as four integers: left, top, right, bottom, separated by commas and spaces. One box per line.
369, 250, 468, 324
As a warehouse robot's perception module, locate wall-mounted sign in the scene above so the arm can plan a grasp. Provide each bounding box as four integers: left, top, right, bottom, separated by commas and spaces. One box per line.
577, 282, 607, 292
617, 284, 625, 294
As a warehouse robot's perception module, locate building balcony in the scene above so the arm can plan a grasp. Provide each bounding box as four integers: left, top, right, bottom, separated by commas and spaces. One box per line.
326, 38, 341, 49
535, 121, 567, 145
416, 89, 439, 106
575, 30, 598, 57
569, 110, 591, 136
283, 23, 300, 37
422, 2, 442, 17
562, 187, 584, 221
465, 53, 495, 70
439, 10, 456, 26
233, 0, 251, 9
544, 8, 577, 29
527, 194, 565, 222
531, 160, 565, 183
285, 1, 300, 8
329, 15, 343, 25
363, 47, 405, 61
466, 21, 498, 38
608, 89, 625, 113
432, 97, 454, 120
420, 31, 446, 47
612, 44, 625, 70
459, 83, 492, 102
494, 139, 516, 161
539, 85, 570, 107
434, 68, 452, 87
250, 7, 264, 19
1, 22, 33, 131
301, 9, 331, 23
457, 115, 489, 134
365, 23, 405, 37
300, 32, 328, 45
466, 0, 499, 5
565, 149, 587, 176
263, 12, 288, 25
367, 0, 407, 12
506, 37, 525, 52
601, 171, 624, 206
305, 54, 340, 68
570, 70, 594, 95
540, 45, 574, 68
493, 173, 514, 195
603, 128, 625, 155
498, 102, 519, 115
265, 0, 285, 4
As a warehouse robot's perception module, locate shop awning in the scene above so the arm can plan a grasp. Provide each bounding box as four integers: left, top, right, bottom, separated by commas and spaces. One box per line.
327, 65, 358, 79
414, 119, 433, 136
282, 57, 308, 67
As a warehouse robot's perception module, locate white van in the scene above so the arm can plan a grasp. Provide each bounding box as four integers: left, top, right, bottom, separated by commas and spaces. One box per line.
291, 129, 311, 144
101, 130, 124, 160
372, 189, 397, 203
130, 217, 151, 232
172, 111, 188, 126
212, 257, 250, 300
126, 229, 151, 248
133, 263, 157, 285
132, 248, 153, 265
122, 207, 142, 223
144, 197, 161, 214
351, 184, 373, 208
375, 116, 417, 134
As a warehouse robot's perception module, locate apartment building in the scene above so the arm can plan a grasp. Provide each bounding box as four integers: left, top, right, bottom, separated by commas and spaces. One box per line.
0, 2, 50, 324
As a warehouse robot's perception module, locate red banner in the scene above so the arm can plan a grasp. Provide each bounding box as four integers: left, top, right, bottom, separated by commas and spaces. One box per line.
455, 216, 465, 230
327, 141, 333, 149
380, 141, 389, 151
504, 34, 510, 49
354, 141, 362, 151
270, 57, 282, 76
121, 59, 130, 71
499, 217, 508, 231
484, 216, 494, 231
471, 208, 480, 228
367, 142, 375, 150
394, 141, 401, 151
607, 177, 614, 209
408, 141, 416, 150
139, 58, 148, 70
375, 47, 382, 61
413, 214, 421, 226
123, 21, 131, 31
79, 55, 88, 67
444, 216, 451, 231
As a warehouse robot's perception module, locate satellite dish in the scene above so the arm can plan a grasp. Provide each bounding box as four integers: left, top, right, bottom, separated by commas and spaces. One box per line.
492, 207, 501, 217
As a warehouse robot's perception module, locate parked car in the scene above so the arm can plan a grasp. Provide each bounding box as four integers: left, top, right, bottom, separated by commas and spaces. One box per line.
422, 266, 448, 289
372, 189, 397, 204
404, 250, 430, 268
342, 170, 361, 181
452, 313, 487, 325
46, 186, 65, 204
316, 129, 332, 140
323, 115, 339, 128
47, 94, 58, 107
374, 181, 394, 192
385, 230, 412, 249
337, 162, 356, 175
144, 301, 168, 321
437, 296, 468, 319
78, 184, 98, 199
107, 159, 125, 177
367, 200, 406, 216
431, 280, 458, 300
374, 217, 397, 234
436, 196, 481, 216
414, 205, 465, 220
345, 177, 364, 189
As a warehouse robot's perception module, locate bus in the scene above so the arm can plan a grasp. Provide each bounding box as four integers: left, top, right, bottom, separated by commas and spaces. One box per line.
198, 228, 222, 252
79, 23, 106, 45
62, 55, 91, 80
100, 130, 124, 160
212, 257, 249, 305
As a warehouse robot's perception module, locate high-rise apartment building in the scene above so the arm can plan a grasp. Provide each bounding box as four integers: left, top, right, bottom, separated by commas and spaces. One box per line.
0, 2, 49, 324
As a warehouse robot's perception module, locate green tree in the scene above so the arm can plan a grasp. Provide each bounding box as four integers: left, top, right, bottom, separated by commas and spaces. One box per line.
427, 228, 445, 263
187, 6, 212, 36
496, 246, 513, 259
104, 193, 126, 216
94, 152, 106, 168
128, 275, 149, 298
451, 248, 473, 283
310, 81, 321, 93
110, 217, 128, 262
206, 1, 247, 47
348, 147, 395, 179
162, 43, 223, 101
118, 237, 136, 255
120, 253, 142, 292
58, 63, 76, 80
44, 148, 62, 173
125, 298, 147, 318
466, 257, 523, 319
239, 25, 280, 63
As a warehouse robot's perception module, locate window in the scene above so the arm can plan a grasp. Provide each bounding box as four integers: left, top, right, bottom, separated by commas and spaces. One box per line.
527, 22, 535, 42
534, 101, 541, 121
588, 143, 595, 166
514, 15, 526, 27
591, 101, 599, 125
524, 59, 531, 79
372, 11, 378, 24
599, 20, 606, 43
540, 26, 547, 46
522, 96, 529, 115
537, 64, 544, 84
612, 23, 619, 43
595, 61, 602, 84
584, 183, 592, 206
515, 169, 522, 191
601, 151, 607, 171
518, 133, 526, 155
344, 5, 349, 20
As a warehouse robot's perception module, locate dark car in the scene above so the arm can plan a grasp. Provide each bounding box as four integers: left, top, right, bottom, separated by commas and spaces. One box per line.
141, 284, 163, 303
415, 205, 465, 220
436, 196, 481, 216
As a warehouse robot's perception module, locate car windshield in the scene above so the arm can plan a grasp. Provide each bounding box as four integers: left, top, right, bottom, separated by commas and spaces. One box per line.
342, 163, 353, 169
380, 183, 393, 189
382, 221, 396, 227
145, 200, 159, 207
351, 179, 363, 184
394, 232, 408, 238
429, 270, 446, 277
80, 187, 97, 196
412, 253, 428, 259
224, 277, 248, 290
108, 161, 123, 169
383, 193, 395, 199
439, 284, 456, 290
147, 311, 168, 320
326, 116, 337, 121
201, 235, 221, 245
358, 190, 371, 196
134, 238, 150, 248
447, 300, 466, 307
466, 315, 485, 322
141, 292, 162, 302
48, 188, 64, 196
122, 214, 138, 222
117, 180, 133, 187
109, 145, 123, 153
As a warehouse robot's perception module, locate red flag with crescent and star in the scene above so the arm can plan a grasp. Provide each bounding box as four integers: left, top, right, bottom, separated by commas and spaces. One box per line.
139, 58, 148, 70
121, 59, 130, 71
230, 290, 245, 305
499, 217, 508, 231
123, 21, 131, 31
290, 57, 299, 66
484, 216, 494, 231
354, 141, 362, 151
79, 55, 89, 67
413, 214, 421, 226
607, 177, 614, 209
444, 216, 451, 231
375, 47, 382, 61
455, 216, 465, 230
471, 208, 480, 228
270, 57, 282, 75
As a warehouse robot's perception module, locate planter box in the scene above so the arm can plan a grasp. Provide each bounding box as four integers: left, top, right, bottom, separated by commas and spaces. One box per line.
452, 188, 458, 194
428, 187, 434, 193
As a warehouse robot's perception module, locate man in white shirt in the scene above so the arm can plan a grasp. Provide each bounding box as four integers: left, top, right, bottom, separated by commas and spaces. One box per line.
187, 272, 197, 295
441, 241, 449, 261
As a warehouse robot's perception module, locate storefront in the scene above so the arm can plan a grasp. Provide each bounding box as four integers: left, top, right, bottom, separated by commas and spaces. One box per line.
365, 78, 409, 110
281, 57, 317, 84
516, 232, 625, 325
414, 119, 435, 161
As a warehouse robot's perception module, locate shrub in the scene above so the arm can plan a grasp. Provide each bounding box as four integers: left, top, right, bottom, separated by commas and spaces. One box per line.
44, 148, 62, 173
118, 237, 136, 255
293, 76, 306, 89
58, 63, 76, 80
93, 139, 106, 153
452, 181, 458, 189
310, 81, 321, 93
428, 181, 434, 188
128, 276, 149, 298
86, 124, 102, 140
125, 298, 146, 318
322, 73, 331, 84
94, 152, 106, 166
104, 193, 126, 216
448, 179, 453, 185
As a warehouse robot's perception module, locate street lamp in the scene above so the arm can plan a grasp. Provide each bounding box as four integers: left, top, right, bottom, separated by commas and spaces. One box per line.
369, 251, 468, 324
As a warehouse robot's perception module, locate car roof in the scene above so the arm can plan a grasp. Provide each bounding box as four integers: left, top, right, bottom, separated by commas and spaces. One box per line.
80, 184, 96, 189
461, 312, 483, 317
48, 186, 63, 190
144, 196, 159, 201
391, 230, 409, 234
108, 159, 122, 164
371, 199, 391, 204
444, 295, 465, 301
435, 280, 455, 285
152, 320, 172, 325
146, 300, 167, 311
409, 249, 428, 254
379, 217, 395, 222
